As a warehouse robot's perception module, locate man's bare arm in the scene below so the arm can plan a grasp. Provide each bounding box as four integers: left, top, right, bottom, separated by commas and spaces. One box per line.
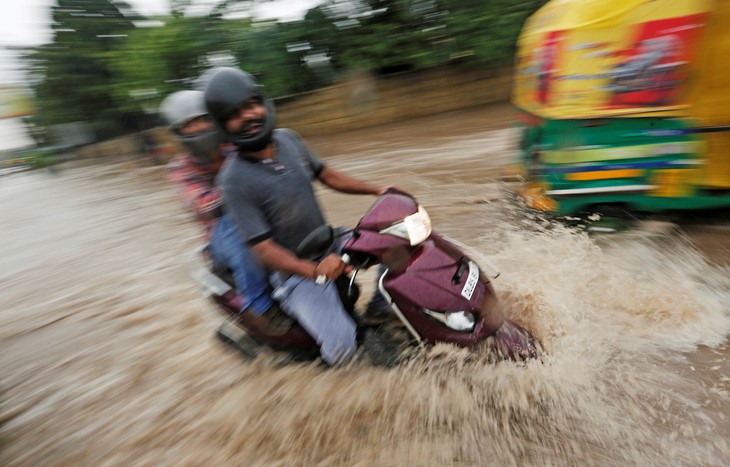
317, 166, 386, 196
252, 238, 347, 280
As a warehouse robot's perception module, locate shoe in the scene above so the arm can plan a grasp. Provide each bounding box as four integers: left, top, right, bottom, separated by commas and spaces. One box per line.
236, 303, 294, 337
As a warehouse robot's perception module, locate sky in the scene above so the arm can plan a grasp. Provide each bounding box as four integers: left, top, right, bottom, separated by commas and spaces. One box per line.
0, 0, 324, 83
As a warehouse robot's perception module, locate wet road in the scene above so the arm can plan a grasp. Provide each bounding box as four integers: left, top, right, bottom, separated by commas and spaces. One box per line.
1, 103, 729, 465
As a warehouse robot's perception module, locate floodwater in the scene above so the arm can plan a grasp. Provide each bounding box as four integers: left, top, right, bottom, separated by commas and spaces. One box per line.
1, 104, 729, 465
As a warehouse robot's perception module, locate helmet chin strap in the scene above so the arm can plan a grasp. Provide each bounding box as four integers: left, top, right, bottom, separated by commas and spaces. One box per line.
233, 131, 273, 153
228, 99, 277, 154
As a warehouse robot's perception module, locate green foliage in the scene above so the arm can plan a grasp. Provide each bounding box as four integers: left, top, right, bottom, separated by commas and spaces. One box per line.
440, 0, 549, 66
25, 0, 137, 139
109, 14, 232, 110
6, 146, 57, 169
225, 21, 323, 97
296, 0, 549, 73
24, 0, 549, 141
294, 1, 440, 73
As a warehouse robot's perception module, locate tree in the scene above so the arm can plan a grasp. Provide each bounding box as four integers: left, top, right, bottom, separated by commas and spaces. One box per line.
24, 0, 137, 139
227, 20, 325, 96
22, 0, 549, 142
296, 0, 548, 74
109, 14, 233, 113
439, 0, 549, 67
302, 0, 442, 74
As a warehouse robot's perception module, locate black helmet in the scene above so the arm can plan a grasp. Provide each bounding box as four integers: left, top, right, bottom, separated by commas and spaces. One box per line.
203, 67, 277, 152
159, 90, 223, 164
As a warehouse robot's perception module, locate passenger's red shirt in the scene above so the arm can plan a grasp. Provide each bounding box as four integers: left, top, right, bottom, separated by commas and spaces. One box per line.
167, 152, 224, 237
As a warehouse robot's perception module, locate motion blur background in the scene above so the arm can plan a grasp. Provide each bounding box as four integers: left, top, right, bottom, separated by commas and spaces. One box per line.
1, 1, 729, 466
0, 0, 545, 162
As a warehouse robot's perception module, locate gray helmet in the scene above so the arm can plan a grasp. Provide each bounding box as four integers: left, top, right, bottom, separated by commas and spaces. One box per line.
203, 67, 276, 153
159, 90, 223, 163
160, 90, 207, 130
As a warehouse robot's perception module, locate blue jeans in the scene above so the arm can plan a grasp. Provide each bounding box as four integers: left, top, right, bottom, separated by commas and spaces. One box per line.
269, 227, 357, 365
208, 214, 273, 315
271, 273, 357, 365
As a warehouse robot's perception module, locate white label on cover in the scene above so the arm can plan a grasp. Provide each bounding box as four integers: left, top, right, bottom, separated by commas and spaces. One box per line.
461, 261, 479, 300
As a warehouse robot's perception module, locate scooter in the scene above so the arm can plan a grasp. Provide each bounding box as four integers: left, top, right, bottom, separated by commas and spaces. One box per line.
191, 189, 539, 363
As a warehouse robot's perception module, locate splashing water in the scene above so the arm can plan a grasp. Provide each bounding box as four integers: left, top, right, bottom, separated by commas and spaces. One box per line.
1, 129, 729, 465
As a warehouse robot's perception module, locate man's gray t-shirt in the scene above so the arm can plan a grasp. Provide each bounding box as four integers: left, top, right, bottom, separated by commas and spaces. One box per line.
219, 128, 327, 252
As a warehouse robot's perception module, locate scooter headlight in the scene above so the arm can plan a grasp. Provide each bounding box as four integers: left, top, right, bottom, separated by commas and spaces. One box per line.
445, 311, 476, 331
379, 206, 432, 245
422, 308, 476, 332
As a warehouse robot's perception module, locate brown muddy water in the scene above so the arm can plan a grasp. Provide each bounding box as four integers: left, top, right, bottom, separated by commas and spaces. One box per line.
1, 104, 729, 465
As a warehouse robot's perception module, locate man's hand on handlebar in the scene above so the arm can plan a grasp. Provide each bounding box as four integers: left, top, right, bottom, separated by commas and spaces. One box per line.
313, 253, 353, 283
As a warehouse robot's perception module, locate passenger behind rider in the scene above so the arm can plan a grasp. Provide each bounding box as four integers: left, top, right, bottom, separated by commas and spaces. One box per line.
161, 90, 278, 329
204, 68, 390, 366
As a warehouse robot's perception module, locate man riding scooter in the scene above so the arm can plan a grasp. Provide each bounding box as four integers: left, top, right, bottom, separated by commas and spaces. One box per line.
203, 67, 392, 366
